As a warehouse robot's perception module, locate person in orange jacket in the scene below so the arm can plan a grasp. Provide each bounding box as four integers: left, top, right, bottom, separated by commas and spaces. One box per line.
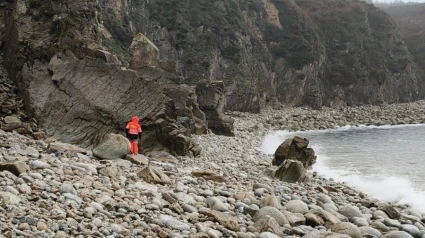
125, 116, 142, 155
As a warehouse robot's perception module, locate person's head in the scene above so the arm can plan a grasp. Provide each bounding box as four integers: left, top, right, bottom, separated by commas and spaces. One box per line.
131, 116, 139, 123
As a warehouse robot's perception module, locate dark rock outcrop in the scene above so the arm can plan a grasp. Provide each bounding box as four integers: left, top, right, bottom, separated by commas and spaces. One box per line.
266, 136, 316, 183
129, 33, 159, 69
226, 91, 266, 113
273, 136, 316, 169
196, 81, 234, 136
0, 0, 206, 156
275, 159, 309, 183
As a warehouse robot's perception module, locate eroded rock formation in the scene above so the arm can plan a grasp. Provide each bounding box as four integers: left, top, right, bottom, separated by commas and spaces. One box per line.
0, 0, 207, 156
196, 81, 235, 136
273, 136, 316, 169
99, 0, 425, 111
267, 136, 317, 183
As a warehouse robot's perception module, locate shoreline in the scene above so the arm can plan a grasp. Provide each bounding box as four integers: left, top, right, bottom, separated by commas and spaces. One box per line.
225, 101, 425, 210
0, 101, 425, 237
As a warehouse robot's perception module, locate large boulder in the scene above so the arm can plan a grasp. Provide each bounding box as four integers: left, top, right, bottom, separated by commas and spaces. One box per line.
6, 48, 206, 156
92, 134, 130, 160
1, 116, 22, 132
129, 33, 159, 69
196, 81, 235, 136
2, 0, 208, 157
274, 159, 309, 183
153, 119, 202, 157
273, 136, 316, 168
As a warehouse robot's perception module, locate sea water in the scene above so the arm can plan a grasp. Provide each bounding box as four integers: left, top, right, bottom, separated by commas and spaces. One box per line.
262, 124, 425, 213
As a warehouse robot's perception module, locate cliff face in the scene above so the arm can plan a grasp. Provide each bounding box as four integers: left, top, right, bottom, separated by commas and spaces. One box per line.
382, 3, 425, 78
100, 0, 424, 110
0, 0, 207, 156
0, 0, 424, 149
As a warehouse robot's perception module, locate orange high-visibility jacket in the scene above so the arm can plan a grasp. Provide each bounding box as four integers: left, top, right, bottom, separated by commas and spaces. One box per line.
126, 117, 142, 135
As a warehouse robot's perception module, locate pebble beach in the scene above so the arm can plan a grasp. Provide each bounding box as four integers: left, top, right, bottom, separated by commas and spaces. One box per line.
1, 101, 425, 237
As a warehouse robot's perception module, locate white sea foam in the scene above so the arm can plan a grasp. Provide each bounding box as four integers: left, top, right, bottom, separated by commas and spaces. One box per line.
262, 128, 425, 213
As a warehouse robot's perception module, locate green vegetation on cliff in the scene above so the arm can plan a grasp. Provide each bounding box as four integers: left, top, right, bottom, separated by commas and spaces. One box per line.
99, 0, 424, 108
383, 3, 425, 75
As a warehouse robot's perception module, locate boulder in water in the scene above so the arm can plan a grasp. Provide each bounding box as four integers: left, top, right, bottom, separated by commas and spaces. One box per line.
93, 134, 130, 160
272, 136, 316, 169
275, 160, 308, 183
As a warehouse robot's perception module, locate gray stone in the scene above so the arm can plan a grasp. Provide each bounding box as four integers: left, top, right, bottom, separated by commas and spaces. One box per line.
338, 205, 364, 222
110, 224, 123, 234
182, 204, 198, 213
383, 231, 414, 238
1, 116, 22, 131
373, 210, 390, 219
63, 193, 83, 204
113, 159, 133, 168
30, 160, 49, 169
323, 202, 338, 211
59, 183, 77, 195
259, 195, 282, 209
258, 232, 280, 238
331, 222, 362, 238
353, 217, 369, 226
25, 147, 40, 158
253, 206, 289, 226
159, 215, 191, 231
402, 224, 421, 238
93, 134, 130, 160
384, 218, 401, 228
359, 226, 382, 237
206, 197, 228, 212
0, 192, 21, 205
49, 142, 87, 154
18, 184, 31, 194
286, 200, 309, 214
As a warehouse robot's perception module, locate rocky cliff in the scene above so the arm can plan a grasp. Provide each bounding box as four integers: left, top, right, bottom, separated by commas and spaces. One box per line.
0, 0, 424, 151
381, 3, 425, 79
100, 0, 425, 110
0, 0, 211, 156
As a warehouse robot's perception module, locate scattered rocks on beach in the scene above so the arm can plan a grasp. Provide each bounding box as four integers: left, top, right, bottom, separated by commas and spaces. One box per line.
1, 101, 425, 237
229, 100, 425, 132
